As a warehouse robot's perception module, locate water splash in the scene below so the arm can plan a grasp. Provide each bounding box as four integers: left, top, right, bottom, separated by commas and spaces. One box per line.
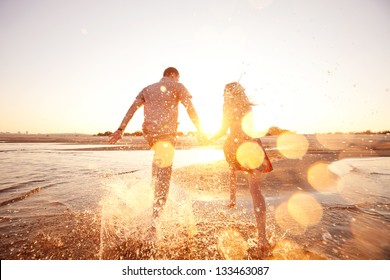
98, 174, 153, 259
98, 173, 197, 259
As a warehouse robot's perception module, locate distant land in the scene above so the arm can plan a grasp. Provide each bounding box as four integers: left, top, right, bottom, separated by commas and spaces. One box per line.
93, 127, 390, 137
1, 126, 389, 138
0, 126, 389, 154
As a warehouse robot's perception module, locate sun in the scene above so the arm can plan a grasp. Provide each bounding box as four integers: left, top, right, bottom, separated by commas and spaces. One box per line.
177, 106, 222, 136
201, 116, 222, 136
194, 108, 270, 137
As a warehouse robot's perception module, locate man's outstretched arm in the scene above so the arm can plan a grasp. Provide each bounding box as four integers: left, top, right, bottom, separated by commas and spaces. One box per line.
109, 98, 144, 144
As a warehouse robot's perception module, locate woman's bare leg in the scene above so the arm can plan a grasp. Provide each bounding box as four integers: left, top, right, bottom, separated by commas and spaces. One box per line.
248, 170, 269, 257
227, 169, 237, 208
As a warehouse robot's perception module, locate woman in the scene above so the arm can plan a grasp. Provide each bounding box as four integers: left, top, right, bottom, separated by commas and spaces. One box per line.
210, 82, 273, 258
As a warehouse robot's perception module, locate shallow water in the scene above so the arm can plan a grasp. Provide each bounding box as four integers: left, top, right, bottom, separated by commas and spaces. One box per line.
0, 143, 389, 259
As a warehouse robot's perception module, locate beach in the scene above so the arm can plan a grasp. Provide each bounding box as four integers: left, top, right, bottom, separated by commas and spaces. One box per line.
0, 133, 389, 260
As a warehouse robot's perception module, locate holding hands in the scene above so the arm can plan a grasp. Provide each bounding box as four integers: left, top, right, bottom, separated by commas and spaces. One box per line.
109, 129, 214, 146
196, 131, 210, 145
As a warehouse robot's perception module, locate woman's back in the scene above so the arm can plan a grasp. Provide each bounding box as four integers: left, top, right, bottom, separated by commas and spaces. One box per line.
223, 89, 253, 139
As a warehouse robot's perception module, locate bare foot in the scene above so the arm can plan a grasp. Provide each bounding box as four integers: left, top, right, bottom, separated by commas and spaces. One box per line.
227, 201, 236, 208
257, 241, 273, 259
145, 225, 157, 243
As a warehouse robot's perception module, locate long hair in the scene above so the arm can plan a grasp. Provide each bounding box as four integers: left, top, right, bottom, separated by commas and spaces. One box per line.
223, 82, 254, 114
222, 82, 256, 138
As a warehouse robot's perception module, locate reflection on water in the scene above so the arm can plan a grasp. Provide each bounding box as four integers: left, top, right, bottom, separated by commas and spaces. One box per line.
0, 143, 389, 259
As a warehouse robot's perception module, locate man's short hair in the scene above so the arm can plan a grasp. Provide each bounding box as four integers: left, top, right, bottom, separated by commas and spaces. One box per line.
163, 67, 179, 77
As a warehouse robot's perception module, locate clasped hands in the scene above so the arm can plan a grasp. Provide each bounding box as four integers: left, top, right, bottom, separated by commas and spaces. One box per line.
109, 129, 215, 146
196, 132, 216, 146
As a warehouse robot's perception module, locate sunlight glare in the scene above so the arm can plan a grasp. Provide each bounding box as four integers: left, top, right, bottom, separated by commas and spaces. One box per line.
152, 141, 175, 168
307, 162, 339, 193
242, 111, 255, 137
288, 193, 323, 228
275, 202, 306, 235
201, 120, 222, 136
241, 111, 268, 138
276, 133, 309, 159
236, 141, 264, 169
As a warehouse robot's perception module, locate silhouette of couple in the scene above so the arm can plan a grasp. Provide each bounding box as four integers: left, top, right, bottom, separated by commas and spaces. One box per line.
109, 67, 273, 258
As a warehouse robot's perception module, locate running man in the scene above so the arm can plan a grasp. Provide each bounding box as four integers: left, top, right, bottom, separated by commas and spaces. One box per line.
109, 67, 206, 219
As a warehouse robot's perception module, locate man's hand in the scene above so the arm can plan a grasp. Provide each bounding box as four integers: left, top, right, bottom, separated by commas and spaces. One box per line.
108, 130, 123, 144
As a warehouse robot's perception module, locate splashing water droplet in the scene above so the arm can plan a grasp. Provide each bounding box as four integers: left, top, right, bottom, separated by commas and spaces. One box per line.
217, 228, 248, 259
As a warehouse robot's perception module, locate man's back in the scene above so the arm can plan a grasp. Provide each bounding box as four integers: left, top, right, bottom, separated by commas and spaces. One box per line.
108, 66, 203, 146
137, 77, 192, 136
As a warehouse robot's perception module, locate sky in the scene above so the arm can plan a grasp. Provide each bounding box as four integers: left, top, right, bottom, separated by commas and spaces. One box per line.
0, 0, 389, 135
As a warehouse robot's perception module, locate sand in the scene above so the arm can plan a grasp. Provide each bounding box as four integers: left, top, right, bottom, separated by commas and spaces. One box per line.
1, 133, 389, 260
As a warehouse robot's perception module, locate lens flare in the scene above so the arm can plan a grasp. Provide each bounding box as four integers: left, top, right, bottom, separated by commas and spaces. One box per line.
275, 202, 306, 235
241, 111, 268, 138
152, 141, 175, 168
236, 141, 264, 169
272, 239, 306, 260
307, 162, 339, 193
276, 133, 309, 159
217, 228, 248, 259
241, 111, 254, 137
288, 193, 323, 227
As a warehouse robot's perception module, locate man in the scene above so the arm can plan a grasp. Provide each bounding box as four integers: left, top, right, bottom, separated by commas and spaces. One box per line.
109, 67, 205, 219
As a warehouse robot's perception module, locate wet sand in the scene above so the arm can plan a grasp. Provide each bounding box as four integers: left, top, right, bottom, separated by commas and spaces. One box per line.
171, 153, 389, 260
169, 135, 390, 260
1, 134, 389, 260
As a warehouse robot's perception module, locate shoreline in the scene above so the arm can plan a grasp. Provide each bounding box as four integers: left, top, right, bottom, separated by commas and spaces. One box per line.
1, 133, 390, 154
